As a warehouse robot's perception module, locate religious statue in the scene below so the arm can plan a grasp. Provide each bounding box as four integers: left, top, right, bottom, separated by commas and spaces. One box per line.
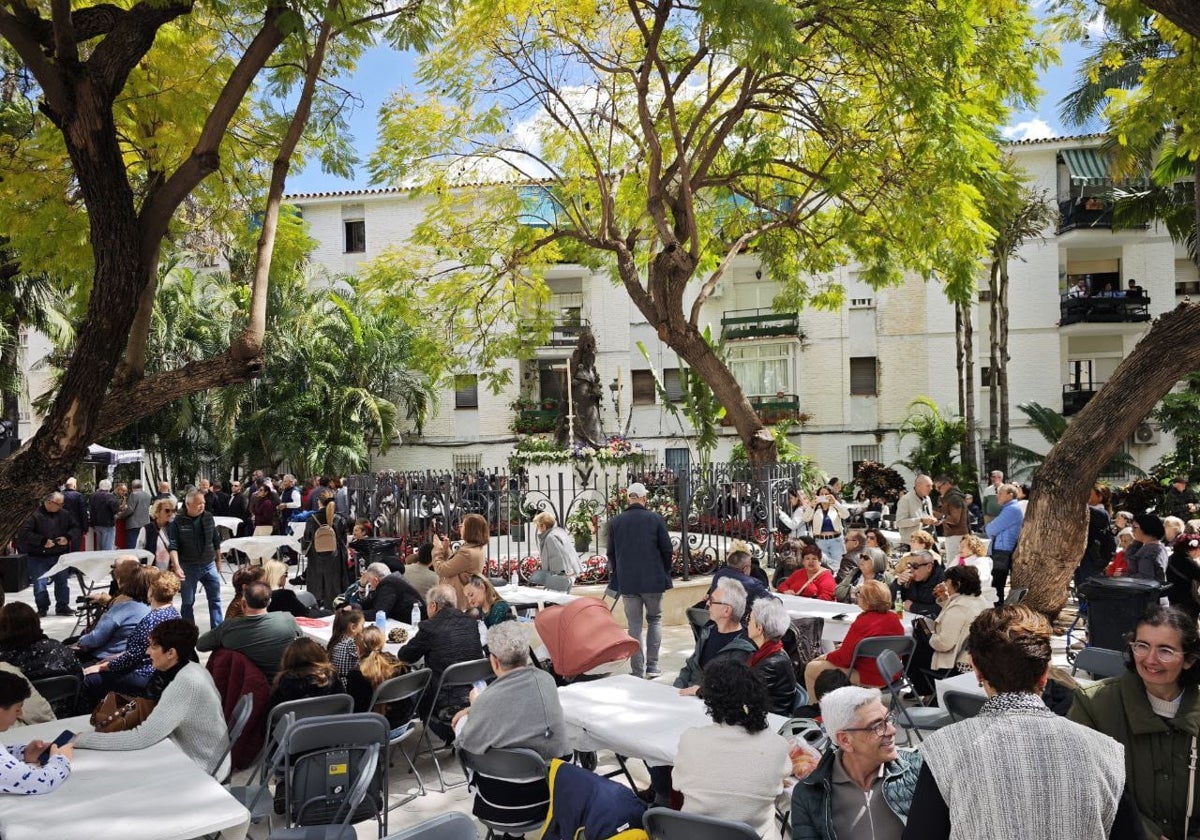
556, 327, 605, 448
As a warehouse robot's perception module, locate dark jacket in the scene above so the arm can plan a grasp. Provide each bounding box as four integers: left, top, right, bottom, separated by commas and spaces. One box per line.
606, 504, 673, 595
1166, 550, 1200, 619
88, 490, 120, 528
61, 489, 89, 533
0, 636, 83, 683
937, 486, 969, 537
206, 648, 270, 771
540, 757, 646, 840
169, 510, 220, 566
361, 573, 427, 623
1165, 485, 1200, 520
674, 624, 756, 689
267, 669, 343, 713
268, 589, 312, 619
1083, 505, 1117, 574
791, 748, 923, 840
752, 648, 797, 717
397, 606, 484, 714
708, 567, 769, 611
18, 505, 82, 557
893, 564, 946, 618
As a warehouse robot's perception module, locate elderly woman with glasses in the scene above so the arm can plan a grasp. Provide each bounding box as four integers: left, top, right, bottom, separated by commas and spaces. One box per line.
1069, 605, 1200, 840
904, 606, 1142, 840
892, 549, 945, 618
747, 597, 797, 716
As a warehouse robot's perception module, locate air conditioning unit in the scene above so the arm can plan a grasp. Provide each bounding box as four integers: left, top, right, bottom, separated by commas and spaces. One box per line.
709, 280, 726, 299
1132, 422, 1161, 446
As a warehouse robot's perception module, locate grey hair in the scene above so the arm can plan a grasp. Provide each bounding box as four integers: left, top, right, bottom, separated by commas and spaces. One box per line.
725, 549, 752, 571
714, 577, 747, 622
131, 480, 143, 489
532, 510, 557, 528
283, 474, 295, 483
1116, 510, 1134, 522
364, 562, 392, 580
750, 597, 789, 640
862, 547, 888, 574
820, 686, 883, 740
45, 491, 64, 504
184, 488, 204, 503
486, 621, 529, 669
998, 483, 1020, 497
98, 479, 113, 491
427, 584, 457, 610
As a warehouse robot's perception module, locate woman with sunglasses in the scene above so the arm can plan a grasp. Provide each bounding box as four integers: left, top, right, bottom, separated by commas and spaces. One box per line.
904, 606, 1140, 840
1069, 605, 1200, 840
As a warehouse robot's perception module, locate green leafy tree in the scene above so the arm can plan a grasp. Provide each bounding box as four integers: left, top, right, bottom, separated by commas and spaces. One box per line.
1152, 371, 1200, 479
635, 326, 725, 470
368, 0, 1047, 464
1001, 402, 1144, 481
895, 397, 970, 486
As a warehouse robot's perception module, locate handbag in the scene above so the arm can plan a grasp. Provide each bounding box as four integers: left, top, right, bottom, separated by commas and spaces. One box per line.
90, 691, 156, 733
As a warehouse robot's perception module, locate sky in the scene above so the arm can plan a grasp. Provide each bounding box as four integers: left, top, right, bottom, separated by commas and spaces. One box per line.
285, 26, 1102, 196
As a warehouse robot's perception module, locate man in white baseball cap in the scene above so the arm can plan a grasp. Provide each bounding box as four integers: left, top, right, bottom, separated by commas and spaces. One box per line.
606, 481, 673, 678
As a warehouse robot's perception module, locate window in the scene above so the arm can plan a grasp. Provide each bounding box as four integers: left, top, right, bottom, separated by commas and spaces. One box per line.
981, 366, 992, 387
454, 374, 479, 409
978, 289, 993, 303
728, 341, 794, 397
344, 220, 365, 253
849, 297, 874, 308
849, 445, 882, 478
631, 371, 656, 405
663, 369, 685, 403
849, 357, 877, 396
538, 361, 566, 405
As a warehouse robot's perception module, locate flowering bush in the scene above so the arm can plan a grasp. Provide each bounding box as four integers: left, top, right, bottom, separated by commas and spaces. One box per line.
508, 435, 645, 469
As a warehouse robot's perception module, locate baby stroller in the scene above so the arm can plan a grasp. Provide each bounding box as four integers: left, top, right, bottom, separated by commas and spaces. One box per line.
532, 597, 642, 686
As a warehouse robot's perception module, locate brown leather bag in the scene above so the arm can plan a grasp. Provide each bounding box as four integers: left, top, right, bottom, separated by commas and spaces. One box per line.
90, 691, 156, 733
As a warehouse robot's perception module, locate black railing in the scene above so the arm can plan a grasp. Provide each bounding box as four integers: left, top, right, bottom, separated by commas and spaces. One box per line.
546, 319, 591, 347
1063, 383, 1103, 416
720, 308, 801, 340
1059, 296, 1151, 326
720, 394, 802, 425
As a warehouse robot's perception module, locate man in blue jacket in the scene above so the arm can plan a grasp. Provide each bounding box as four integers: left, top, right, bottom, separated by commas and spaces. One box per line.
606, 482, 673, 678
984, 483, 1024, 607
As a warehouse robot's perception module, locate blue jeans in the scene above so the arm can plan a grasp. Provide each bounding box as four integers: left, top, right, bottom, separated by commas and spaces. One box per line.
94, 526, 116, 551
180, 561, 223, 627
27, 556, 71, 613
126, 527, 144, 549
817, 536, 845, 571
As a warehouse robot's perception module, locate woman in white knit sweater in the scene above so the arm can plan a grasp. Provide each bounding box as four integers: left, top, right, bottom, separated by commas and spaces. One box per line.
76, 619, 229, 778
673, 658, 791, 840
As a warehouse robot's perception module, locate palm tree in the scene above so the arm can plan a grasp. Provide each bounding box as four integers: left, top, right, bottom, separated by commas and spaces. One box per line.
1001, 402, 1144, 481
895, 397, 968, 483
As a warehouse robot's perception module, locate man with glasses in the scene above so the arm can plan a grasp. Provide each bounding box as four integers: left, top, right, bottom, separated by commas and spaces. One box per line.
892, 550, 945, 618
791, 685, 922, 839
17, 492, 80, 617
675, 578, 755, 692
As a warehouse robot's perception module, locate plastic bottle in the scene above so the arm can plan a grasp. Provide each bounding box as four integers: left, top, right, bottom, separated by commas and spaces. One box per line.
510, 567, 518, 588
411, 603, 421, 627
375, 610, 387, 632
893, 593, 904, 616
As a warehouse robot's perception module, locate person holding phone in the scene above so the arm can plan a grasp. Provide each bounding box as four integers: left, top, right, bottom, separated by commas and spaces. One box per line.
0, 671, 73, 794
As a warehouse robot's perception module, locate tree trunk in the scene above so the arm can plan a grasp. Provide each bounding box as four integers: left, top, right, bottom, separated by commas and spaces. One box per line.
955, 305, 965, 418
1014, 302, 1200, 614
961, 300, 978, 481
988, 261, 1000, 458
998, 261, 1012, 456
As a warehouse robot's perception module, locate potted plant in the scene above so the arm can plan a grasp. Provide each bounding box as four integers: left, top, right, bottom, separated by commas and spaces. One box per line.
566, 499, 601, 552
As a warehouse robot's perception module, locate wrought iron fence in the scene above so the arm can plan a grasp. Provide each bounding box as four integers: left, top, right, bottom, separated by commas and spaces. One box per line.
344, 461, 819, 585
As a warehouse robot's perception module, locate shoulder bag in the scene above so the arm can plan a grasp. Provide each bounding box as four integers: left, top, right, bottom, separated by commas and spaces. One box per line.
90, 691, 156, 733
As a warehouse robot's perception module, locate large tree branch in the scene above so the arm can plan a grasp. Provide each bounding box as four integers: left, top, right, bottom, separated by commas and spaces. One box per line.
48, 0, 78, 64
1142, 0, 1200, 40
0, 10, 69, 113
137, 6, 286, 253
88, 0, 193, 98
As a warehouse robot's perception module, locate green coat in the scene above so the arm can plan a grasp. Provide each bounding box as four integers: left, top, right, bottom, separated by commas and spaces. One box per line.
1068, 670, 1200, 840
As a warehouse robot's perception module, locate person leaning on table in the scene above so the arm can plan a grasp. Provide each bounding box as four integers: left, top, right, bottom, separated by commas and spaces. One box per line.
0, 671, 73, 794
77, 619, 230, 776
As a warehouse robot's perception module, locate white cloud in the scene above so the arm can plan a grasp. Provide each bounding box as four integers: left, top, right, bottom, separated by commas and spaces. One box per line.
1001, 119, 1056, 141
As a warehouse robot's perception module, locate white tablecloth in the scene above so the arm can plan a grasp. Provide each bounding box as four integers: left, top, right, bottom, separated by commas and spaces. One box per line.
37, 549, 155, 582
557, 674, 786, 767
213, 516, 244, 533
496, 584, 577, 610
219, 535, 301, 561
933, 669, 986, 708
300, 615, 419, 655
0, 716, 249, 840
289, 521, 307, 538
776, 594, 916, 646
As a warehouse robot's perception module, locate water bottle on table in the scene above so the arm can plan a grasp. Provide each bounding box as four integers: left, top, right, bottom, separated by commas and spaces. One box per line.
411, 603, 421, 626
509, 567, 518, 588
375, 610, 388, 632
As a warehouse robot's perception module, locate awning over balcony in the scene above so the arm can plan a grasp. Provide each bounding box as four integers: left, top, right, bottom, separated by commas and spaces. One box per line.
1061, 148, 1110, 186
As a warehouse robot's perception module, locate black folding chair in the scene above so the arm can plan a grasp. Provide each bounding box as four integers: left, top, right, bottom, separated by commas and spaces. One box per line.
643, 806, 759, 840
416, 658, 495, 791
876, 649, 950, 743
369, 669, 432, 803
1071, 646, 1126, 680
458, 747, 550, 840
31, 674, 81, 719
942, 689, 987, 723
270, 742, 382, 840
208, 692, 254, 780
848, 635, 915, 697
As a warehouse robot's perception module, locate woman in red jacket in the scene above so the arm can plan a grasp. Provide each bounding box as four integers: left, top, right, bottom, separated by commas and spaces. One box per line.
802, 579, 904, 699
778, 543, 836, 600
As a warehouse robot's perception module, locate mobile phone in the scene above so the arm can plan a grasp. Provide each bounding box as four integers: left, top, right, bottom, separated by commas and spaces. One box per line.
37, 730, 74, 765
472, 680, 487, 694
831, 613, 848, 621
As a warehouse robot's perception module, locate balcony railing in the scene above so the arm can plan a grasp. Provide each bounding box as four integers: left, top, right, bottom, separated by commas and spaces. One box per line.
513, 408, 558, 434
720, 393, 802, 425
720, 308, 801, 340
1063, 382, 1103, 417
543, 318, 590, 348
1059, 296, 1151, 326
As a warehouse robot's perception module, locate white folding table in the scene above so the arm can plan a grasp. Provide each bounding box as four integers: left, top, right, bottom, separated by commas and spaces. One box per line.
496, 583, 578, 611
775, 593, 916, 648
219, 535, 301, 563
299, 614, 419, 655
36, 549, 155, 584
0, 715, 250, 840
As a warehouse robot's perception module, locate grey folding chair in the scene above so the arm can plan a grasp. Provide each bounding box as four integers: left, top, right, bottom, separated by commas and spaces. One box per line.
544, 574, 572, 593
643, 806, 760, 840
942, 689, 987, 723
1071, 646, 1126, 679
1003, 587, 1029, 606
876, 649, 950, 743
209, 692, 254, 779
31, 674, 81, 719
369, 669, 433, 802
269, 742, 381, 840
458, 747, 550, 840
382, 812, 478, 840
277, 712, 391, 837
227, 712, 297, 829
416, 658, 495, 792
849, 635, 915, 696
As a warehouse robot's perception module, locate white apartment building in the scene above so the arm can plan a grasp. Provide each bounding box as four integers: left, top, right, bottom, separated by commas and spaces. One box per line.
288, 135, 1194, 479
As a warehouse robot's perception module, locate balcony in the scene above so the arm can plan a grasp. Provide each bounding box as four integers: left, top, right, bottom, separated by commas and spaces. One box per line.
720, 308, 801, 340
1059, 295, 1151, 326
512, 407, 559, 434
1058, 197, 1114, 233
720, 393, 802, 425
1063, 383, 1103, 417
544, 318, 590, 348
